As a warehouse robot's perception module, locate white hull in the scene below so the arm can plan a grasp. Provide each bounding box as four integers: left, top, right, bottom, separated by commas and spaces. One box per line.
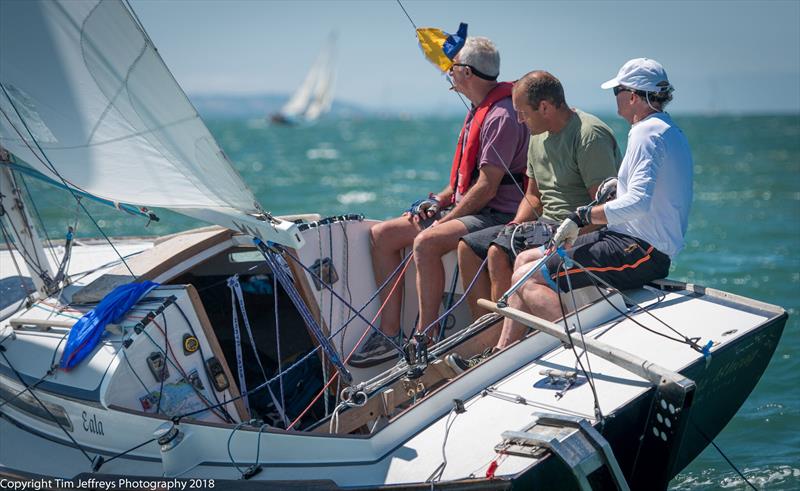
0, 221, 787, 488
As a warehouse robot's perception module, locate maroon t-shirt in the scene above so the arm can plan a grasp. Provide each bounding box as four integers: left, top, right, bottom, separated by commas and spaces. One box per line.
455, 97, 530, 214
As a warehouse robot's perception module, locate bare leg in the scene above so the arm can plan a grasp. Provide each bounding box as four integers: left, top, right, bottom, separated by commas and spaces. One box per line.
413, 220, 469, 338
488, 245, 514, 302
369, 216, 422, 336
495, 247, 558, 349
458, 241, 490, 320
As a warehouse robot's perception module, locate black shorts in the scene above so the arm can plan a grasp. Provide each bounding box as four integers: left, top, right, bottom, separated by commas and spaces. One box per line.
460, 219, 558, 262
419, 207, 514, 233
542, 230, 671, 292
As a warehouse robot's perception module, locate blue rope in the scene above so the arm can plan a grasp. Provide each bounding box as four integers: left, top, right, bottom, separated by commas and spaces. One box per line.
269, 241, 406, 356
419, 257, 488, 339
258, 245, 352, 384
175, 248, 415, 421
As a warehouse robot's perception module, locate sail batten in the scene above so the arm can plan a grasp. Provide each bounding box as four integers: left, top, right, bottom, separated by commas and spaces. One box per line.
0, 0, 302, 247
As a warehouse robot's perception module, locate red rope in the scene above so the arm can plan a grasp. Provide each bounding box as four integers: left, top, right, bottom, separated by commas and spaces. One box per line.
286, 257, 413, 431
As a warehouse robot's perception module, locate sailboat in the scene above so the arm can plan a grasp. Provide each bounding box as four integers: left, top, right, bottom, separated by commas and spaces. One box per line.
0, 1, 788, 489
270, 33, 337, 125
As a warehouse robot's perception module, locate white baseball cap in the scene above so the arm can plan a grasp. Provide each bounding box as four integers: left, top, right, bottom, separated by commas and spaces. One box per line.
601, 58, 673, 93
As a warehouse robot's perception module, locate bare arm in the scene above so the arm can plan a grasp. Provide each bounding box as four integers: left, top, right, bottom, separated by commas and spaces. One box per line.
434, 185, 455, 207
512, 179, 543, 223
438, 165, 504, 224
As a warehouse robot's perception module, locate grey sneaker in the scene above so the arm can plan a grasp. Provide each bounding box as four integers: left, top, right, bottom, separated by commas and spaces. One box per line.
445, 348, 492, 375
348, 330, 403, 368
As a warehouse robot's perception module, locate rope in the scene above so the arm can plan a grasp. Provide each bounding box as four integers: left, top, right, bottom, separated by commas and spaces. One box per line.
275, 243, 405, 357
174, 249, 414, 423
395, 0, 418, 30
258, 246, 351, 382
286, 255, 414, 430
272, 271, 289, 427
557, 260, 604, 425
155, 312, 169, 414
692, 422, 757, 490
426, 406, 461, 484
418, 257, 488, 340
567, 255, 704, 351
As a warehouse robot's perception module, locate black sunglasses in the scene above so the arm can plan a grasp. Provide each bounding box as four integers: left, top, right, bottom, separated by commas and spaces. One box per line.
449, 63, 472, 72
613, 86, 632, 96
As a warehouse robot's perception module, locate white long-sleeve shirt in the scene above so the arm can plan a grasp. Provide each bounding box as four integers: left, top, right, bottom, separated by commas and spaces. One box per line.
605, 112, 693, 258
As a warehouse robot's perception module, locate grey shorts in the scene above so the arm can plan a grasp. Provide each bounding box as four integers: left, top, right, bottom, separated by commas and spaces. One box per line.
420, 207, 515, 233
461, 218, 559, 262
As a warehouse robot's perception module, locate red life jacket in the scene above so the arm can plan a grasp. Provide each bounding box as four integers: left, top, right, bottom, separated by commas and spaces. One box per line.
449, 81, 514, 196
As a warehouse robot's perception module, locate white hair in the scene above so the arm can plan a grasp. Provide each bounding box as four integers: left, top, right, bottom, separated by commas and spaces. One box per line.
458, 37, 500, 79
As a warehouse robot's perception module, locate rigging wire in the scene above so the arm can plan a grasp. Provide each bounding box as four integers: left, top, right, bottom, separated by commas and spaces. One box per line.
557, 260, 604, 425
395, 0, 418, 30
18, 173, 59, 265
0, 86, 137, 278
0, 206, 50, 280
285, 254, 415, 430
155, 312, 169, 414
567, 256, 703, 350
692, 422, 757, 491
0, 218, 36, 299
174, 250, 415, 423
0, 348, 95, 465
272, 269, 289, 428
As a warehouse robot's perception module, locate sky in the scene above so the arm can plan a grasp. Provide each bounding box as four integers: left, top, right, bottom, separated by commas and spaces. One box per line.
130, 0, 800, 116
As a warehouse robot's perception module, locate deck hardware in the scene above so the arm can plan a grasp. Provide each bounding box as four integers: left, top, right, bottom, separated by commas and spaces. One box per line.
205, 356, 229, 391
309, 257, 338, 290
154, 421, 181, 448
182, 334, 199, 355
146, 352, 169, 382
496, 413, 630, 491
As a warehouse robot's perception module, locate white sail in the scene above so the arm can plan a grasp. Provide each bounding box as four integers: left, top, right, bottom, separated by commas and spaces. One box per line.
278, 34, 336, 122
0, 0, 303, 247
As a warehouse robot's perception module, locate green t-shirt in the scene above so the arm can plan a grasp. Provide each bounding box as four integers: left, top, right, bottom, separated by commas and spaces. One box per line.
527, 109, 621, 221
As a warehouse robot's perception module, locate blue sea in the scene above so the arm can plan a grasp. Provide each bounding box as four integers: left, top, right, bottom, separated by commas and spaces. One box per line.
15, 113, 800, 489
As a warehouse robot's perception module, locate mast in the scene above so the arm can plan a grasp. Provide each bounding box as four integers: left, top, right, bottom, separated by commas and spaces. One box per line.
0, 149, 55, 298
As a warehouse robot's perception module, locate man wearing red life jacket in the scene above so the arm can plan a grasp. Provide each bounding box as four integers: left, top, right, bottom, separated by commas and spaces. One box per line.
350, 36, 529, 368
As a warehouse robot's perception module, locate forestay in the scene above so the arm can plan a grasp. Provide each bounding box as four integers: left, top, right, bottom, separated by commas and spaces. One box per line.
0, 0, 302, 247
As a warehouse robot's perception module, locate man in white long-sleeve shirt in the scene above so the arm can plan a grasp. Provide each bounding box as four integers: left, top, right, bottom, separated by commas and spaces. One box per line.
496, 58, 693, 343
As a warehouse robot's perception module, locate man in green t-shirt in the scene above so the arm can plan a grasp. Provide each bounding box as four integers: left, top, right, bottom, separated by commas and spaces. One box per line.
453, 71, 621, 366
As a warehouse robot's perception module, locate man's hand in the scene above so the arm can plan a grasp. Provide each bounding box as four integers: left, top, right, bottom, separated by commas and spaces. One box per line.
405, 196, 440, 222
498, 222, 519, 238
595, 177, 618, 204
553, 215, 580, 248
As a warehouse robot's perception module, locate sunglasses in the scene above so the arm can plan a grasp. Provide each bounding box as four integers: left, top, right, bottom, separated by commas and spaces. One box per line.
613, 86, 633, 96
449, 63, 472, 73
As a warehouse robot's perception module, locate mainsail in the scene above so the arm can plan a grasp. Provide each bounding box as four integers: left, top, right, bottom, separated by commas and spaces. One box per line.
0, 0, 303, 247
277, 34, 337, 123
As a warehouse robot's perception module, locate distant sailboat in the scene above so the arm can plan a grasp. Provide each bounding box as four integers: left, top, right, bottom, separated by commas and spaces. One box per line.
271, 34, 336, 125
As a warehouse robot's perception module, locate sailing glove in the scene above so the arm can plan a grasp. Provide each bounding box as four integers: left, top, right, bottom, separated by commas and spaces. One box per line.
407, 196, 440, 220
595, 177, 618, 204
554, 213, 582, 247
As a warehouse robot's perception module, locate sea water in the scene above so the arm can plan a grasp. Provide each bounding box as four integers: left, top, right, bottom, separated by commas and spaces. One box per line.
14, 114, 800, 489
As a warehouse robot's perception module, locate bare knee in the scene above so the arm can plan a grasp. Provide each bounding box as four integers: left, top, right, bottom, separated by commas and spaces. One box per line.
488, 245, 510, 268
412, 231, 431, 259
